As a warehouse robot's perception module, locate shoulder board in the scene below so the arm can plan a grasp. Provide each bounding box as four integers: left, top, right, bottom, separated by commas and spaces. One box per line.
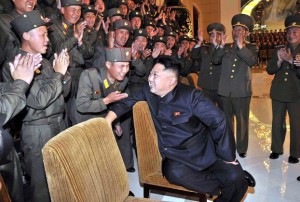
275, 44, 285, 48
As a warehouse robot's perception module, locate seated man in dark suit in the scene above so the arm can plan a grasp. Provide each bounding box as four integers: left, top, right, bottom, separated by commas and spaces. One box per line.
106, 55, 255, 202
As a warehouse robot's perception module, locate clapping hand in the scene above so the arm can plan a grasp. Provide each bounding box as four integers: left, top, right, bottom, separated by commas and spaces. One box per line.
53, 48, 69, 75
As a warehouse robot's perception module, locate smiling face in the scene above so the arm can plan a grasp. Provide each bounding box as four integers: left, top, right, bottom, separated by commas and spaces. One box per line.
232, 25, 247, 42
134, 36, 147, 51
22, 26, 49, 54
131, 17, 142, 30
286, 27, 300, 46
84, 12, 96, 29
148, 63, 176, 97
61, 5, 82, 25
14, 0, 36, 14
114, 28, 130, 47
95, 0, 105, 13
106, 61, 130, 82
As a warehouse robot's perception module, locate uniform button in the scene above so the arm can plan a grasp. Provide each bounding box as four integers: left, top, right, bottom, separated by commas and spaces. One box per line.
164, 148, 168, 151
287, 67, 289, 70
284, 78, 287, 81
210, 67, 212, 69
210, 72, 212, 75
231, 75, 234, 78
232, 70, 235, 72
162, 125, 167, 128
285, 72, 288, 75
234, 59, 237, 61
233, 64, 236, 67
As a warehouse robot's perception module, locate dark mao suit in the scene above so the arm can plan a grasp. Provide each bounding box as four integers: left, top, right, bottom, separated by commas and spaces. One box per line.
110, 83, 248, 202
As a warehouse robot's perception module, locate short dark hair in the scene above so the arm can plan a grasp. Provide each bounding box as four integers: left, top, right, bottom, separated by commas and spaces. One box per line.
155, 55, 181, 79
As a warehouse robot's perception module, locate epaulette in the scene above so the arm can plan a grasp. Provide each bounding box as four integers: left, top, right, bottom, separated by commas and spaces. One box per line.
275, 44, 285, 48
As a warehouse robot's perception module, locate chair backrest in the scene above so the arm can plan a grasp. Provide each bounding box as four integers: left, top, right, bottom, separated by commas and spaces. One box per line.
179, 76, 190, 85
0, 174, 11, 202
42, 118, 129, 202
187, 73, 199, 88
133, 101, 162, 183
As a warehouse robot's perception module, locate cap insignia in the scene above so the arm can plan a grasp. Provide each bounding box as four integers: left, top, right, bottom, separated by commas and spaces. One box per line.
139, 30, 142, 33
124, 22, 128, 26
125, 51, 130, 56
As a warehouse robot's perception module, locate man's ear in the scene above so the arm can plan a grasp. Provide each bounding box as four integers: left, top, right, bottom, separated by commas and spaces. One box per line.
23, 32, 30, 41
169, 75, 177, 86
106, 61, 112, 69
60, 7, 65, 15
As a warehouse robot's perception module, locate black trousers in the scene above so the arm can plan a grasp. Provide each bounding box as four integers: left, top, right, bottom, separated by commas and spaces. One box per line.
220, 96, 251, 154
271, 99, 300, 157
163, 158, 248, 202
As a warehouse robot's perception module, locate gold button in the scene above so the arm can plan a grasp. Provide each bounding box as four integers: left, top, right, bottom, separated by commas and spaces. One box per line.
285, 72, 288, 75
210, 67, 212, 69
284, 78, 287, 81
233, 64, 236, 67
234, 59, 237, 61
232, 70, 235, 72
231, 75, 234, 78
210, 72, 212, 75
164, 148, 168, 151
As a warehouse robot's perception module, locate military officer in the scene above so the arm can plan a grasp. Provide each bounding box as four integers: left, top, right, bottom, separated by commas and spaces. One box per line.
48, 0, 94, 126
267, 13, 300, 164
129, 28, 153, 94
3, 10, 71, 202
190, 23, 226, 109
212, 14, 258, 158
76, 47, 135, 172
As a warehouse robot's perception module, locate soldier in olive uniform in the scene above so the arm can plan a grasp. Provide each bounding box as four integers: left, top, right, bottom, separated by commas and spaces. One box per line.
0, 54, 40, 202
76, 47, 135, 172
267, 13, 300, 164
48, 0, 94, 126
129, 28, 153, 94
212, 14, 258, 158
3, 10, 71, 202
190, 23, 226, 109
177, 35, 192, 77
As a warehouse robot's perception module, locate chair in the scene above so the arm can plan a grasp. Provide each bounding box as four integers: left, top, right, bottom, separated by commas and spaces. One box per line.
0, 174, 11, 202
42, 118, 159, 202
133, 101, 207, 202
187, 73, 200, 89
179, 76, 190, 85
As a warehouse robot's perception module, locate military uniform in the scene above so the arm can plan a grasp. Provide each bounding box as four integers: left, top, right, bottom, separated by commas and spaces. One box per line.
128, 29, 153, 94
190, 23, 225, 109
212, 14, 258, 155
177, 35, 193, 77
48, 0, 93, 125
76, 47, 134, 169
266, 13, 300, 162
3, 11, 72, 202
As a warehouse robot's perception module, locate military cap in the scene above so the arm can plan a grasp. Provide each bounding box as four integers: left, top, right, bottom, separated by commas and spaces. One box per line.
144, 20, 156, 28
285, 13, 300, 29
133, 29, 148, 39
165, 30, 176, 38
82, 5, 97, 15
167, 21, 174, 29
190, 37, 198, 43
10, 10, 52, 38
179, 35, 190, 43
108, 8, 124, 18
113, 19, 132, 32
153, 36, 167, 45
129, 11, 143, 20
207, 22, 226, 34
61, 0, 83, 7
105, 47, 132, 62
145, 11, 154, 19
231, 13, 254, 31
156, 21, 165, 29
118, 0, 128, 6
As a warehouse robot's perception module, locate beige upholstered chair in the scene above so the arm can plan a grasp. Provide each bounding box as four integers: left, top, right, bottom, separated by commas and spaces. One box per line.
179, 76, 190, 85
0, 174, 11, 202
133, 101, 207, 202
187, 73, 200, 89
42, 118, 159, 202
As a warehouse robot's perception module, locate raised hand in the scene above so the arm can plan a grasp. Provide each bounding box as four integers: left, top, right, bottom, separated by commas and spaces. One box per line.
278, 48, 293, 64
164, 49, 172, 56
53, 48, 69, 75
9, 53, 40, 84
103, 91, 128, 105
142, 49, 152, 59
220, 33, 227, 48
197, 29, 204, 46
151, 47, 160, 59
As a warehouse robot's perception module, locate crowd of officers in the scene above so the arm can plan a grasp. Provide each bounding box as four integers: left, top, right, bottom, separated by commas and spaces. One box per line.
0, 0, 299, 201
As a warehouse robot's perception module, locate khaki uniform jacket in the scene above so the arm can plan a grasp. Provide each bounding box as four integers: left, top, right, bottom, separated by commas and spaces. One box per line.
212, 43, 258, 98
266, 44, 300, 102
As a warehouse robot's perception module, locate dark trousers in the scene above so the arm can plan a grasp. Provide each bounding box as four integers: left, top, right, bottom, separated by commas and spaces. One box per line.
163, 158, 248, 202
271, 100, 300, 157
202, 89, 223, 110
21, 118, 66, 202
220, 96, 251, 154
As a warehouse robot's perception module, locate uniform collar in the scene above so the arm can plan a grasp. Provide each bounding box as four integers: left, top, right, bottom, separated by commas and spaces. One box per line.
159, 85, 177, 104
